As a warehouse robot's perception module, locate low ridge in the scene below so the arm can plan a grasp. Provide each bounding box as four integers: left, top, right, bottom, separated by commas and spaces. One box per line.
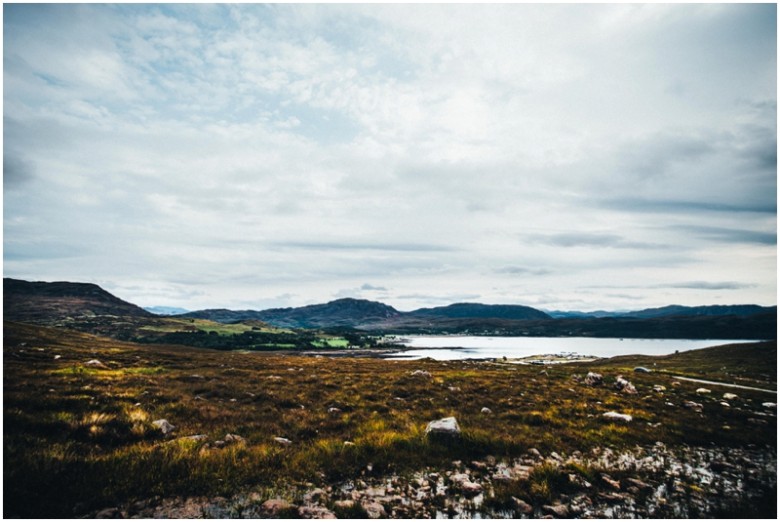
3, 277, 153, 324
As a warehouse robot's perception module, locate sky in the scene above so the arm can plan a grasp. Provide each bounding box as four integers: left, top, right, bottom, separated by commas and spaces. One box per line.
3, 3, 777, 312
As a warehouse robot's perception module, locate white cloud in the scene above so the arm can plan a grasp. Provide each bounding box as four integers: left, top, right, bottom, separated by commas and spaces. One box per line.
3, 4, 776, 311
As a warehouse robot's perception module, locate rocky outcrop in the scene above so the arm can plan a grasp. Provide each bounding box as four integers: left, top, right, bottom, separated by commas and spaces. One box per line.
91, 444, 776, 519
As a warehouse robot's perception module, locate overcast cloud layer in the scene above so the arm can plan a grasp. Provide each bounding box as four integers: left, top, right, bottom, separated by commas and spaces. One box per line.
4, 4, 777, 311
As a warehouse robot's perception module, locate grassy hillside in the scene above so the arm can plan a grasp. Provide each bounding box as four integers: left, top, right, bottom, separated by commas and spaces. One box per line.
4, 322, 775, 517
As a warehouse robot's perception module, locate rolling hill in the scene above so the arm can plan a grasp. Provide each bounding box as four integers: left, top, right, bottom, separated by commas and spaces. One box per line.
3, 278, 153, 324
4, 277, 776, 339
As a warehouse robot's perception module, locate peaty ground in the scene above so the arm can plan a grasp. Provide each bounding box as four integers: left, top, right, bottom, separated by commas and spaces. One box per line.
3, 321, 776, 518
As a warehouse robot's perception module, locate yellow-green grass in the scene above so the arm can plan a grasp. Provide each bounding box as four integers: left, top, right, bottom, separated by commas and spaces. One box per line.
3, 321, 776, 517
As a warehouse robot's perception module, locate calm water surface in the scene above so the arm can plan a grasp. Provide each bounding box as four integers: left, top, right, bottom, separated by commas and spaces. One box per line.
389, 336, 754, 360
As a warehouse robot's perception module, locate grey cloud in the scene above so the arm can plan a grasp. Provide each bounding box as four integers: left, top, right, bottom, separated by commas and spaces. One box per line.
617, 132, 713, 180
526, 232, 666, 250
671, 225, 776, 245
270, 241, 458, 252
3, 153, 35, 189
360, 283, 387, 291
395, 293, 482, 304
495, 266, 551, 276
666, 281, 756, 291
602, 198, 777, 215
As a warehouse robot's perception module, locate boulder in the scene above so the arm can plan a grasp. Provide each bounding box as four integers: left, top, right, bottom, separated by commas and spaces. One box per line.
584, 372, 603, 386
152, 419, 176, 435
633, 367, 651, 373
602, 411, 632, 423
411, 370, 432, 378
425, 417, 461, 438
614, 376, 637, 394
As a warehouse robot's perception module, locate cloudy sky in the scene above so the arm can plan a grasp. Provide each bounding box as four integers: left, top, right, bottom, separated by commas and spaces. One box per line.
4, 3, 777, 312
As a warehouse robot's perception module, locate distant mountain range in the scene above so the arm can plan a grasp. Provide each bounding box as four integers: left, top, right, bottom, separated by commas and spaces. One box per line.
144, 306, 190, 316
180, 300, 550, 328
3, 277, 777, 339
545, 305, 773, 320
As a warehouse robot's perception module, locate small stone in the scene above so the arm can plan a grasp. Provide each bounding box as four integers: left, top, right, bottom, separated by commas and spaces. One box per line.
224, 433, 245, 444
543, 504, 570, 518
152, 419, 176, 435
683, 401, 703, 412
411, 370, 432, 378
528, 448, 542, 458
298, 506, 336, 519
343, 441, 356, 447
328, 407, 342, 413
602, 475, 621, 490
633, 367, 651, 373
54, 355, 61, 360
480, 407, 493, 414
653, 385, 666, 392
303, 488, 326, 504
723, 393, 738, 400
261, 499, 294, 517
95, 507, 121, 518
626, 477, 653, 491
602, 411, 632, 423
361, 501, 386, 519
512, 497, 534, 515
274, 436, 292, 446
85, 359, 108, 369
762, 402, 777, 408
696, 388, 711, 395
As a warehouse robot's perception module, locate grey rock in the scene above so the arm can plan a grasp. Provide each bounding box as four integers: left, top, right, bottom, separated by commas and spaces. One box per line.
602, 411, 632, 423
152, 419, 176, 435
512, 497, 534, 515
683, 401, 703, 412
95, 507, 122, 518
614, 376, 637, 394
361, 501, 387, 519
298, 505, 337, 519
584, 372, 603, 386
223, 433, 245, 444
480, 407, 493, 414
274, 436, 292, 446
425, 417, 461, 437
633, 366, 651, 373
543, 504, 570, 518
